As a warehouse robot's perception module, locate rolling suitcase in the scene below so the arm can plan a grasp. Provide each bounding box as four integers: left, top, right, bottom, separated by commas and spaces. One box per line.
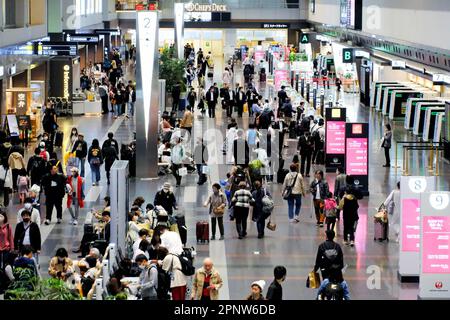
196, 221, 209, 243
374, 222, 389, 242
54, 131, 64, 148
277, 168, 288, 184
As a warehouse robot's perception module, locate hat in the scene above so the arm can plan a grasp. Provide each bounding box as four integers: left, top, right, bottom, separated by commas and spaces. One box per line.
157, 221, 170, 228
163, 182, 171, 191
251, 280, 266, 292
155, 206, 168, 216
39, 142, 45, 148
30, 184, 41, 194
78, 133, 84, 137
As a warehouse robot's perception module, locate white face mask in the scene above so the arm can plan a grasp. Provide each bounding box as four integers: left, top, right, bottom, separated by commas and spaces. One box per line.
0, 216, 4, 223
138, 264, 145, 270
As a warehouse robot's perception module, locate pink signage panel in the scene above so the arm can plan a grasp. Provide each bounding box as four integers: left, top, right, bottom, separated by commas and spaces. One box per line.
274, 69, 288, 90
345, 138, 368, 175
326, 121, 346, 154
401, 199, 421, 252
422, 216, 450, 274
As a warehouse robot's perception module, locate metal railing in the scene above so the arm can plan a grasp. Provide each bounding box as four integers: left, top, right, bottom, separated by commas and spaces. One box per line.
401, 143, 444, 176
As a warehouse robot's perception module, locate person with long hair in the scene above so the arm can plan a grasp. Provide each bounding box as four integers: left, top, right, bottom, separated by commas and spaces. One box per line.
382, 123, 392, 167
88, 139, 103, 186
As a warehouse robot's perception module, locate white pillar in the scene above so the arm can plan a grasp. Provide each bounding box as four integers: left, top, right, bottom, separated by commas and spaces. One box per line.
174, 2, 185, 61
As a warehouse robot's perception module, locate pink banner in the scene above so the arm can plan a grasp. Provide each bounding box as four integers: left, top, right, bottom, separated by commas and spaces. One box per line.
326, 121, 346, 154
345, 138, 368, 175
422, 216, 450, 273
274, 69, 288, 90
401, 199, 421, 252
255, 50, 265, 63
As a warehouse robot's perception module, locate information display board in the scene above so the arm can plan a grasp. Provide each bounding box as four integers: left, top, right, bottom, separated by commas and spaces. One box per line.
419, 192, 450, 299
325, 108, 346, 172
345, 123, 369, 195
34, 42, 77, 56
399, 176, 436, 282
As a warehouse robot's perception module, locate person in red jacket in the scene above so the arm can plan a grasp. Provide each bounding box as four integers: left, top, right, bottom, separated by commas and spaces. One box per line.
0, 209, 14, 269
67, 167, 85, 226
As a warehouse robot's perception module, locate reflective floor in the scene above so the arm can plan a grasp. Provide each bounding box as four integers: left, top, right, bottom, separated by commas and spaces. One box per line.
3, 60, 450, 300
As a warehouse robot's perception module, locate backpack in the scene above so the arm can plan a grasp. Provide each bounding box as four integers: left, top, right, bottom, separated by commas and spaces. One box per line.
234, 168, 246, 185
30, 157, 44, 174
322, 281, 344, 300
323, 244, 339, 265
261, 189, 274, 216
39, 150, 48, 161
172, 252, 195, 277
152, 265, 171, 300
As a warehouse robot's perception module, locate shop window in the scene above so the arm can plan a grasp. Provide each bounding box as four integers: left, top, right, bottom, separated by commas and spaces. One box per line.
29, 0, 45, 25
4, 0, 16, 28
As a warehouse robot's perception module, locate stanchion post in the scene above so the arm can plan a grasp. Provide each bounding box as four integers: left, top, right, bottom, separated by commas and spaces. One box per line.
428, 144, 434, 172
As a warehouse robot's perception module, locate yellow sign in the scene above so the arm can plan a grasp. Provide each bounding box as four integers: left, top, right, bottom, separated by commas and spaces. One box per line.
331, 108, 341, 118
63, 65, 70, 99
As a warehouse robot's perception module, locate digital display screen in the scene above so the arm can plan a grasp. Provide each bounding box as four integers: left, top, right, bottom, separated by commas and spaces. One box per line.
326, 121, 346, 154
402, 199, 421, 252
422, 216, 450, 273
40, 44, 77, 56
332, 108, 341, 118
352, 124, 363, 134
346, 138, 368, 175
274, 69, 289, 90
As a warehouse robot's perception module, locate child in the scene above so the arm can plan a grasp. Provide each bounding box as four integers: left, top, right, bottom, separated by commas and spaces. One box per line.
324, 192, 337, 232
17, 168, 29, 204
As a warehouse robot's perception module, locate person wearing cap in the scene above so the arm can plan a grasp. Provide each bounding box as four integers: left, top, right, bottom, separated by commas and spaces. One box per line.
66, 167, 85, 226
41, 165, 66, 225
191, 258, 223, 301
17, 197, 41, 227
71, 133, 88, 178
231, 181, 255, 239
38, 141, 50, 162
246, 280, 266, 300
154, 183, 178, 216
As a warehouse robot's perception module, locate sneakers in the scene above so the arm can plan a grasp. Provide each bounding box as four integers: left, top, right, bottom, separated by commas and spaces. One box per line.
73, 220, 78, 226
319, 223, 324, 228
219, 236, 224, 240
258, 234, 264, 239
44, 219, 50, 225
210, 236, 216, 241
350, 241, 355, 247
294, 217, 300, 223
57, 219, 62, 224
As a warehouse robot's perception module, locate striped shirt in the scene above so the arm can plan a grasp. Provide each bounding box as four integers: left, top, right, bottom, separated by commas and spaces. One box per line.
232, 189, 254, 208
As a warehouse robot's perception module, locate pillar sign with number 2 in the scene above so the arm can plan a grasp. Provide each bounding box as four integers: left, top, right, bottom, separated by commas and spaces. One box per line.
419, 192, 450, 299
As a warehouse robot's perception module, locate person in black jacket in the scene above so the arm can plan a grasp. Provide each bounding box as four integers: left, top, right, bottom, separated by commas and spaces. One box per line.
194, 138, 209, 185
282, 98, 294, 127
27, 148, 46, 186
42, 166, 66, 225
103, 144, 119, 185
233, 130, 250, 167
314, 230, 344, 280
72, 133, 88, 177
102, 132, 119, 155
236, 87, 247, 118
297, 132, 314, 177
205, 87, 218, 118
14, 210, 41, 254
88, 139, 103, 186
266, 266, 287, 301
310, 170, 330, 227
251, 181, 271, 239
101, 211, 111, 243
171, 82, 181, 112
154, 183, 178, 215
246, 86, 258, 117
187, 87, 197, 110
339, 187, 360, 247
277, 86, 288, 117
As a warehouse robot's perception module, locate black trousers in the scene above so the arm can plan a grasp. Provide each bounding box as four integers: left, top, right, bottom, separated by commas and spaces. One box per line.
101, 96, 109, 113
46, 197, 63, 221
172, 99, 179, 112
384, 147, 391, 165
226, 102, 233, 118
237, 103, 244, 117
300, 153, 312, 176
211, 216, 224, 237
172, 164, 182, 186
207, 102, 216, 118
234, 206, 249, 237
196, 164, 207, 184
343, 219, 357, 242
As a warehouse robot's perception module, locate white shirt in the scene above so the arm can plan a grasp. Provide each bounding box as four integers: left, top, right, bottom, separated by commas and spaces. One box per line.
315, 180, 321, 200
17, 208, 41, 227
133, 238, 143, 256
132, 248, 149, 262
22, 222, 31, 246
160, 230, 183, 255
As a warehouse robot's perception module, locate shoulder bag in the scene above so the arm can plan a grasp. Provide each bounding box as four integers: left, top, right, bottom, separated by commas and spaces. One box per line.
282, 173, 298, 200
0, 168, 8, 189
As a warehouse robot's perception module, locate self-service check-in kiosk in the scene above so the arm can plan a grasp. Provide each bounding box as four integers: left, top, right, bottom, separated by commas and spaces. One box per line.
376, 84, 406, 112
433, 113, 444, 143
422, 107, 445, 142
404, 98, 441, 130
388, 90, 423, 120
382, 88, 415, 116
371, 81, 397, 108
413, 102, 445, 136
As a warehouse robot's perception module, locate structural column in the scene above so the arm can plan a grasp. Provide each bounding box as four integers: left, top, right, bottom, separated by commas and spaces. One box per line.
136, 10, 160, 178
174, 2, 185, 60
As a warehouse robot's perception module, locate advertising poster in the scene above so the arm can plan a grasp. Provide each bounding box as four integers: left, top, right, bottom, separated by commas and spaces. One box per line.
274, 69, 288, 90
345, 123, 369, 195
419, 192, 450, 299
326, 121, 346, 154
399, 176, 436, 281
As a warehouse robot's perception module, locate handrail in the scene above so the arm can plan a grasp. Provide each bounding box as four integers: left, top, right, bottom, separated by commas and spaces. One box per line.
394, 140, 439, 172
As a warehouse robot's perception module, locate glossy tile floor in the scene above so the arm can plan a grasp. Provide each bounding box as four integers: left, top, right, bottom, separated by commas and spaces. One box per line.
3, 60, 450, 300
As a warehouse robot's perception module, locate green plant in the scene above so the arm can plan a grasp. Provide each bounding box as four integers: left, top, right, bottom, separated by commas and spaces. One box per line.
5, 276, 81, 300
159, 47, 187, 93
344, 72, 353, 79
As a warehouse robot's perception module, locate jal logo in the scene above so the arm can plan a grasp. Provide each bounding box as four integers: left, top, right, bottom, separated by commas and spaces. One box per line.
333, 158, 338, 163
435, 282, 443, 289
354, 180, 360, 186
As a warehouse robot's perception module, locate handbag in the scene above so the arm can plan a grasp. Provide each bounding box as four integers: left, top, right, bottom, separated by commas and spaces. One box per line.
213, 205, 225, 216
282, 173, 298, 200
178, 167, 188, 176
266, 217, 276, 231
0, 169, 8, 189
306, 271, 321, 289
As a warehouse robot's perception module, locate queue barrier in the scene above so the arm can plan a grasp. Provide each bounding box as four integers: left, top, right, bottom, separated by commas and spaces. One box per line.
402, 145, 444, 176
394, 141, 442, 173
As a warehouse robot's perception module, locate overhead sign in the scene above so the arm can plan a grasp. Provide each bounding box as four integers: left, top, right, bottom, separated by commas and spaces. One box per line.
35, 42, 77, 56
399, 176, 436, 282
355, 50, 370, 59
392, 60, 406, 69
185, 3, 227, 12
300, 33, 310, 44
94, 29, 121, 36
419, 192, 450, 299
16, 92, 27, 115
65, 34, 99, 43
342, 48, 354, 63
262, 23, 290, 29
433, 74, 450, 85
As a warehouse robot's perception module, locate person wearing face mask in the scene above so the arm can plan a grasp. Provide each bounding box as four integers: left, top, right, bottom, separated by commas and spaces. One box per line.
134, 254, 158, 300
0, 160, 13, 207
266, 266, 287, 301
14, 211, 41, 263
154, 182, 178, 216
41, 165, 66, 225
66, 167, 85, 226
68, 127, 79, 152
71, 133, 88, 178
17, 198, 41, 227
297, 131, 314, 177
204, 183, 227, 240
0, 210, 14, 275
41, 132, 54, 156
48, 248, 74, 280
191, 258, 223, 300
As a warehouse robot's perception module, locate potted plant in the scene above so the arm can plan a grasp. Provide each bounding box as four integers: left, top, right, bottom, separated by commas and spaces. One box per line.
159, 46, 187, 110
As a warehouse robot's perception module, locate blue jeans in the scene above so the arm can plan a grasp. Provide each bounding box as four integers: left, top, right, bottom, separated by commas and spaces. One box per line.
114, 104, 120, 117
90, 164, 101, 184
287, 194, 302, 220
79, 158, 86, 177
128, 102, 135, 117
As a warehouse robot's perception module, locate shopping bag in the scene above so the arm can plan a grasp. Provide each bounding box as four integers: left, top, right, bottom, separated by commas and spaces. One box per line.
243, 103, 248, 113
178, 167, 188, 176
306, 271, 321, 289
266, 217, 277, 231
202, 165, 210, 175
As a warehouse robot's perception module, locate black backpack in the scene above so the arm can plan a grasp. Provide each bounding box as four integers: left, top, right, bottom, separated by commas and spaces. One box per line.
30, 156, 44, 175
172, 252, 195, 277
234, 168, 246, 185
322, 281, 344, 300
152, 265, 171, 300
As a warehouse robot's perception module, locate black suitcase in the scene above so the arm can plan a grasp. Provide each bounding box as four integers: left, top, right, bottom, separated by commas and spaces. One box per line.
277, 169, 289, 184
289, 122, 297, 138
175, 215, 187, 245
54, 131, 64, 147
207, 72, 214, 78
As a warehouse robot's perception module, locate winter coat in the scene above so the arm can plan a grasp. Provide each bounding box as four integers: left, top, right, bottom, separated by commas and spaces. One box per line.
339, 194, 359, 222
66, 175, 85, 208
8, 152, 26, 170
191, 267, 223, 300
